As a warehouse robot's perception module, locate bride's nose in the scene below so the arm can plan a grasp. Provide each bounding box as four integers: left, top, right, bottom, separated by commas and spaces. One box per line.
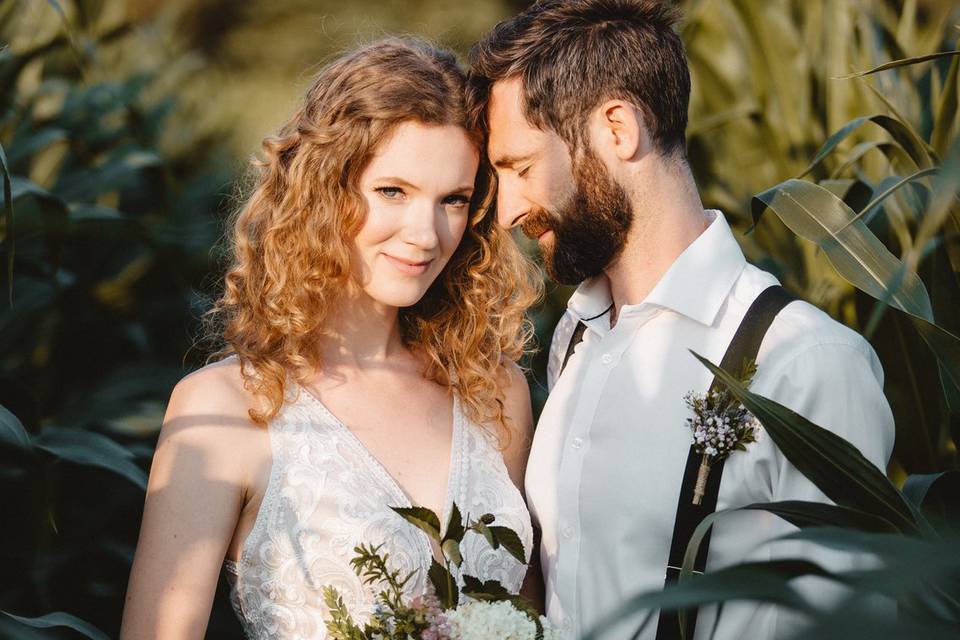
398, 199, 441, 250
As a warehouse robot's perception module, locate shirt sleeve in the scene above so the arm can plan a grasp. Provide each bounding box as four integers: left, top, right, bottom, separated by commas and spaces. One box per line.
546, 311, 579, 391
750, 338, 896, 632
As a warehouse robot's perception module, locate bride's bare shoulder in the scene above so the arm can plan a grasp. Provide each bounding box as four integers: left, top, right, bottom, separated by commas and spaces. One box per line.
170, 355, 252, 415
159, 356, 266, 456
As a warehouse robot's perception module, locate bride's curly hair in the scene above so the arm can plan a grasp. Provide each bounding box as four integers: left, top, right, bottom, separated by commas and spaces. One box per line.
207, 38, 542, 442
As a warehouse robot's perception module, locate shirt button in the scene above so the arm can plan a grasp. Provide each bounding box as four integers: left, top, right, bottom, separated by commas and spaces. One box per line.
571, 437, 584, 449
562, 617, 572, 629
562, 525, 574, 539
600, 352, 613, 365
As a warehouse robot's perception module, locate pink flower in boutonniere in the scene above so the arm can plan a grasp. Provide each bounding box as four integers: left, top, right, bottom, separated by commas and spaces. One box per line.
684, 359, 761, 505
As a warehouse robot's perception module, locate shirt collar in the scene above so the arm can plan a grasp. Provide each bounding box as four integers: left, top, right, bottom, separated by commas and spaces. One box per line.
566, 210, 747, 328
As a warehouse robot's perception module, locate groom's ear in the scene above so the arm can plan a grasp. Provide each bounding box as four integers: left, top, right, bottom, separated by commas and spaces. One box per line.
590, 100, 649, 163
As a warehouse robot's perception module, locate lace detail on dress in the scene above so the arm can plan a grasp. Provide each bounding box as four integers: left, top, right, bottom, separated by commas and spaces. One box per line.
225, 384, 532, 639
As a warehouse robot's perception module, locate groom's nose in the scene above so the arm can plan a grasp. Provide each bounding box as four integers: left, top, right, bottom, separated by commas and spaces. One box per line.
496, 181, 527, 229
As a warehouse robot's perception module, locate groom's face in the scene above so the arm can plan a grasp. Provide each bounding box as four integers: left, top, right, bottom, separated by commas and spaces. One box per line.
487, 78, 632, 285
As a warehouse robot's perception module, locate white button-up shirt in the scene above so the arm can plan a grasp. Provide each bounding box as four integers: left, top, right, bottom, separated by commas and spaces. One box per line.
526, 211, 895, 639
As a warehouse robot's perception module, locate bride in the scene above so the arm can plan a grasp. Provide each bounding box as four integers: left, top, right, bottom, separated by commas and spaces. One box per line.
119, 37, 542, 639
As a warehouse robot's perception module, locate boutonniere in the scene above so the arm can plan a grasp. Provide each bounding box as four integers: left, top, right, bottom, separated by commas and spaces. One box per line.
683, 358, 761, 505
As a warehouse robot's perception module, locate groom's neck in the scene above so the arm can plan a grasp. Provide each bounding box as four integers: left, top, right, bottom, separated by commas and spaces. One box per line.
604, 159, 709, 326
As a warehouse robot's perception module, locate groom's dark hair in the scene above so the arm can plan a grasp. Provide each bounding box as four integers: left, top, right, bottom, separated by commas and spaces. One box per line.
467, 0, 689, 158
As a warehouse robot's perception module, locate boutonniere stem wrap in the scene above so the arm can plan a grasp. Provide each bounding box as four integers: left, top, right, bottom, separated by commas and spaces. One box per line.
684, 359, 761, 505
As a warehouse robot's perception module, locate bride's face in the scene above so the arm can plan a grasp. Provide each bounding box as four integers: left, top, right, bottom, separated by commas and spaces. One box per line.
351, 121, 478, 309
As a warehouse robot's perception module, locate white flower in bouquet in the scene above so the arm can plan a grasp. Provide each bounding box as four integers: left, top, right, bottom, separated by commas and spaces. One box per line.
446, 601, 562, 640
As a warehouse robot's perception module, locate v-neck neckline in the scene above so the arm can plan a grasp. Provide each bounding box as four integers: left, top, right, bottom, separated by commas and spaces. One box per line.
293, 381, 461, 537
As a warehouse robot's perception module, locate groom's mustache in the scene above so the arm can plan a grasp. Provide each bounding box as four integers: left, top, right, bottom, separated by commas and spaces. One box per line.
520, 207, 555, 241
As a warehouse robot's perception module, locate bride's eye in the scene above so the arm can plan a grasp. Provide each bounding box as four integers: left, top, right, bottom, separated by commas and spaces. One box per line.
376, 186, 405, 200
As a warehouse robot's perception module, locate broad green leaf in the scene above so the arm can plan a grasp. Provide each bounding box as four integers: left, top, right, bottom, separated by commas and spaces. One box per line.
829, 141, 907, 179
69, 204, 124, 220
6, 127, 68, 166
1, 611, 109, 640
778, 528, 960, 575
471, 521, 497, 550
692, 352, 921, 533
902, 471, 958, 508
741, 501, 899, 533
45, 0, 68, 21
0, 143, 12, 305
441, 539, 462, 568
11, 176, 68, 212
55, 148, 162, 201
0, 404, 30, 449
932, 51, 959, 157
791, 608, 960, 640
848, 167, 939, 228
489, 525, 526, 564
800, 115, 934, 177
33, 426, 146, 490
583, 559, 826, 640
909, 314, 960, 404
390, 506, 441, 543
902, 471, 959, 528
752, 179, 934, 321
428, 559, 458, 609
460, 575, 512, 601
835, 49, 960, 79
443, 503, 464, 542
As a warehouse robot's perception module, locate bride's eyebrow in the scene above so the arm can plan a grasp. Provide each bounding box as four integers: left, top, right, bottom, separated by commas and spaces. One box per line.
371, 176, 418, 189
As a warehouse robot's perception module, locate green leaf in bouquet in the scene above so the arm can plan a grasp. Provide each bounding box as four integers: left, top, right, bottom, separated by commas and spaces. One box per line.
391, 506, 441, 543
470, 521, 497, 550
460, 575, 512, 601
443, 503, 465, 543
691, 351, 921, 533
428, 559, 458, 609
0, 404, 30, 449
489, 525, 527, 564
322, 586, 366, 640
441, 539, 462, 568
0, 611, 109, 640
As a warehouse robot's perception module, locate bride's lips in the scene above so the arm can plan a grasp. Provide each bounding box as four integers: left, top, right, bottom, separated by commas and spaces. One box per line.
384, 254, 433, 276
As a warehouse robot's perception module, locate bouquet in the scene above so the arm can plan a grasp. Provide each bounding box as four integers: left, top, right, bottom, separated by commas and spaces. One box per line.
323, 504, 561, 640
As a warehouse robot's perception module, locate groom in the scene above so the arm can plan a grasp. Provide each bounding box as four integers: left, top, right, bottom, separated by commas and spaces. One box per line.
467, 1, 894, 638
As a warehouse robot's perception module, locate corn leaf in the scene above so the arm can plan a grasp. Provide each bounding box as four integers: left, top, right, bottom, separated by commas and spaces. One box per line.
751, 179, 933, 320
692, 351, 921, 532
1, 611, 109, 640
800, 115, 934, 177
835, 49, 960, 79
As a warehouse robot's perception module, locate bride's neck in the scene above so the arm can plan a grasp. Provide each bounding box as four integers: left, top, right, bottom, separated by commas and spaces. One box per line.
316, 293, 408, 370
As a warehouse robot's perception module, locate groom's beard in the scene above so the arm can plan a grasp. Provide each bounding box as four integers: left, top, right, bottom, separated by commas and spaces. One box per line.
520, 151, 633, 286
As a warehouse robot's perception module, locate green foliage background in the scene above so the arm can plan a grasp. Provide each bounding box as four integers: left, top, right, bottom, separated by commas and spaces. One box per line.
0, 0, 957, 638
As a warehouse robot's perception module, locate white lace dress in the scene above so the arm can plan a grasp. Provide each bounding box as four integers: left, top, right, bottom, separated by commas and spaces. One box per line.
223, 383, 532, 639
